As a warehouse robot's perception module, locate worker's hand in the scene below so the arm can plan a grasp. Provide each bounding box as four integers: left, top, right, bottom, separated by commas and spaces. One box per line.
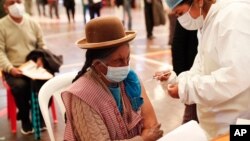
167, 84, 179, 99
153, 70, 171, 81
10, 67, 22, 77
141, 124, 163, 141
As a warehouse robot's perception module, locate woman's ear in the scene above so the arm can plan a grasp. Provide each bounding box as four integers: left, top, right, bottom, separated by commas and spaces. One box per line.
92, 59, 107, 75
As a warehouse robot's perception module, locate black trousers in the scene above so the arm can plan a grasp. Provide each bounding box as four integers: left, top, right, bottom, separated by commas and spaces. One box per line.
65, 6, 75, 22
144, 1, 154, 37
4, 73, 32, 123
3, 72, 46, 124
89, 2, 101, 19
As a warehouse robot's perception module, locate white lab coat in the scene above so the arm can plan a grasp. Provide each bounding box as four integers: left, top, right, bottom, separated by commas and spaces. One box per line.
177, 0, 250, 139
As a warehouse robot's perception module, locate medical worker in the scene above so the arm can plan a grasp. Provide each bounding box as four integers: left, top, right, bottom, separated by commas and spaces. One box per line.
155, 0, 250, 140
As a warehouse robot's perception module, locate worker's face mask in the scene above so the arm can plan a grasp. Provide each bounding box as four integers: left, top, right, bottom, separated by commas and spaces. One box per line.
177, 4, 203, 30
8, 3, 25, 18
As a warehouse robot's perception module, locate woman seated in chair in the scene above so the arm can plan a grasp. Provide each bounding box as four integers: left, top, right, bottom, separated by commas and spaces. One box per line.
61, 16, 163, 141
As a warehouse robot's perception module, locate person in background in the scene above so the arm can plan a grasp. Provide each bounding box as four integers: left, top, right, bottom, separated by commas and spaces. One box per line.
63, 0, 75, 23
0, 0, 7, 18
48, 0, 59, 19
171, 20, 198, 124
24, 0, 32, 15
0, 0, 47, 135
155, 0, 250, 140
88, 0, 102, 19
62, 16, 163, 141
143, 0, 154, 39
112, 0, 132, 30
36, 0, 47, 17
81, 0, 89, 23
123, 0, 132, 30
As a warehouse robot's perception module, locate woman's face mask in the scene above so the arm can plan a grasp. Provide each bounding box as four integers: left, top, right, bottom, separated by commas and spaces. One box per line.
8, 3, 25, 18
106, 65, 130, 83
177, 4, 203, 30
98, 60, 130, 83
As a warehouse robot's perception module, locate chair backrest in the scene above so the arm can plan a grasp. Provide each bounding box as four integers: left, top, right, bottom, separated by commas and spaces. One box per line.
38, 71, 77, 141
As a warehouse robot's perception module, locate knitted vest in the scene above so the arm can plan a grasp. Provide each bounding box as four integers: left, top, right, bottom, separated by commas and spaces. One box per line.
62, 75, 142, 140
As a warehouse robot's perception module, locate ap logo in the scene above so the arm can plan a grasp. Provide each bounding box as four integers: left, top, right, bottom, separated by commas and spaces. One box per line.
230, 125, 250, 141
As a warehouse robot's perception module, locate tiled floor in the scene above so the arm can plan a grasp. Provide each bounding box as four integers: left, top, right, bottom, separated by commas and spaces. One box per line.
0, 1, 185, 140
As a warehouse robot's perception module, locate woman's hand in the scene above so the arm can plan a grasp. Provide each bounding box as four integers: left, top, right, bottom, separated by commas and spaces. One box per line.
141, 124, 163, 141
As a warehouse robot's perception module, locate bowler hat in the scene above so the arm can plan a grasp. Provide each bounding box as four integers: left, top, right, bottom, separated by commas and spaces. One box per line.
76, 16, 136, 49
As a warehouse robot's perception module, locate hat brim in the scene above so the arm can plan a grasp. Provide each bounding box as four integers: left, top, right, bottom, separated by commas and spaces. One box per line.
76, 31, 136, 49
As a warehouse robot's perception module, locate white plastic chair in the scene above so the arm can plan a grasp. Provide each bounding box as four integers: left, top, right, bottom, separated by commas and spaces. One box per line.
38, 71, 77, 141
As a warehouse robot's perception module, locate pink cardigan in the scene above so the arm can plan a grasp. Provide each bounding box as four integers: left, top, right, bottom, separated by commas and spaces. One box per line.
62, 75, 143, 140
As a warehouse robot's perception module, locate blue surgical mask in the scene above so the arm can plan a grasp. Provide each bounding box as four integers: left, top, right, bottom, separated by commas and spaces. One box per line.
177, 5, 203, 30
106, 65, 130, 82
97, 60, 130, 83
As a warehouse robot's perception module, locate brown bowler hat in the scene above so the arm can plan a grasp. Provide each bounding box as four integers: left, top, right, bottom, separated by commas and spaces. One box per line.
76, 16, 136, 49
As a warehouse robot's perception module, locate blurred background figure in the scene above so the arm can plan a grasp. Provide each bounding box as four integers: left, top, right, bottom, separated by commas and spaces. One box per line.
48, 0, 59, 19
63, 0, 75, 23
112, 0, 123, 23
123, 0, 132, 29
112, 0, 132, 30
24, 0, 33, 15
88, 0, 102, 19
143, 0, 154, 39
0, 0, 7, 18
81, 0, 89, 23
36, 0, 47, 17
152, 0, 165, 27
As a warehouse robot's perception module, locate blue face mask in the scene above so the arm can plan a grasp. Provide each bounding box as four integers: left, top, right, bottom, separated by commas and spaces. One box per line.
98, 60, 130, 83
106, 65, 130, 82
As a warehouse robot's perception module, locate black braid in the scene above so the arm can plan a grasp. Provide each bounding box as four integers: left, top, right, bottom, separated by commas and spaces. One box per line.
72, 46, 120, 82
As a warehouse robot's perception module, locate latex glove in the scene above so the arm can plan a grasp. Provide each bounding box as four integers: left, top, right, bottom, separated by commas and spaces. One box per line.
153, 70, 171, 81
154, 70, 177, 84
167, 83, 179, 99
141, 124, 163, 141
154, 71, 179, 98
